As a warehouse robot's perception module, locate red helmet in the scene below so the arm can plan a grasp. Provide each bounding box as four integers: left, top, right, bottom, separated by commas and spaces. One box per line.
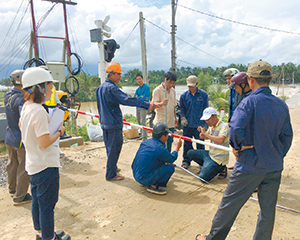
230, 72, 248, 86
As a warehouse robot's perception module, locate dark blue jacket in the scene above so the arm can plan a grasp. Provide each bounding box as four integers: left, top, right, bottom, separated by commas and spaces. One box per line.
4, 88, 25, 148
96, 79, 150, 130
180, 88, 209, 128
229, 87, 293, 175
131, 138, 178, 181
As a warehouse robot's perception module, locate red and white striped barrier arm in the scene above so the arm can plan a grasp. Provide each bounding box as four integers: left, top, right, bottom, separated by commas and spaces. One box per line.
67, 108, 232, 152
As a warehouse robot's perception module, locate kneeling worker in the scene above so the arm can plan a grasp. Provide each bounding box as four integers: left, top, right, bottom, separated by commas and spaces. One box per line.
131, 122, 182, 195
187, 107, 229, 182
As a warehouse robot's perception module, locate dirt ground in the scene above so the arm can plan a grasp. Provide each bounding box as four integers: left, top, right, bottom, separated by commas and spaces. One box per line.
0, 108, 300, 240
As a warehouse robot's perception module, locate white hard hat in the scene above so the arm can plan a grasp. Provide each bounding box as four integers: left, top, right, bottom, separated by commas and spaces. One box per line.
22, 67, 57, 89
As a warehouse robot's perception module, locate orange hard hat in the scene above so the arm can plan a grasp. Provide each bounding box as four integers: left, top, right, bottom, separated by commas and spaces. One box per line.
105, 62, 123, 74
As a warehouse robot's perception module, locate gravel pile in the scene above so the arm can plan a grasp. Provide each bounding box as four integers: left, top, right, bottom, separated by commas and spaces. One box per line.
0, 155, 8, 188
0, 154, 74, 188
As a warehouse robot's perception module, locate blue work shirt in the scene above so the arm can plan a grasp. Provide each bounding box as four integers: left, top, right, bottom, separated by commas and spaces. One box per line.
134, 83, 150, 109
131, 138, 178, 181
180, 88, 209, 128
4, 88, 25, 148
96, 79, 150, 130
229, 87, 293, 175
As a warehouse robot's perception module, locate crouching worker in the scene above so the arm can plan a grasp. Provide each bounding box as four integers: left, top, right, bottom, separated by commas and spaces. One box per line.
131, 122, 182, 195
187, 107, 229, 183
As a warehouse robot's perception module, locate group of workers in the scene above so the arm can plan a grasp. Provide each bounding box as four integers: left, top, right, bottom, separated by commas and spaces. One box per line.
4, 59, 293, 240
96, 60, 293, 240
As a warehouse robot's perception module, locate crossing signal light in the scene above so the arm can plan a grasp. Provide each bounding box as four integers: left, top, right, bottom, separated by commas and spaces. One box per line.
104, 39, 120, 62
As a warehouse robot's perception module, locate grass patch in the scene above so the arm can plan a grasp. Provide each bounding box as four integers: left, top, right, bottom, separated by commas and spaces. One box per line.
0, 142, 7, 155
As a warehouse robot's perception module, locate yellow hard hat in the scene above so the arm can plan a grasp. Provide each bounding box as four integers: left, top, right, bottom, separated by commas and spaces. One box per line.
105, 62, 123, 74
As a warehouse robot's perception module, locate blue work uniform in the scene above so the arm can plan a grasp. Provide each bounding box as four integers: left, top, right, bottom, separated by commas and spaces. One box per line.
206, 87, 293, 240
131, 138, 178, 187
4, 88, 25, 148
96, 79, 150, 180
180, 88, 208, 165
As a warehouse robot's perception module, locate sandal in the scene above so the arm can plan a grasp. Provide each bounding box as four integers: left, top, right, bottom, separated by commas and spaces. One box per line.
217, 166, 227, 179
195, 234, 207, 240
181, 162, 190, 169
107, 175, 125, 181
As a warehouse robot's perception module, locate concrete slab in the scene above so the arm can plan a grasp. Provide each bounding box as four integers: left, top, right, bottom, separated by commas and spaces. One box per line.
59, 136, 83, 147
286, 92, 300, 109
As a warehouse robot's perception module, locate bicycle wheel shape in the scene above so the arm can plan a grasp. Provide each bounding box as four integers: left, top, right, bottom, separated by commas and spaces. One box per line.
64, 75, 79, 96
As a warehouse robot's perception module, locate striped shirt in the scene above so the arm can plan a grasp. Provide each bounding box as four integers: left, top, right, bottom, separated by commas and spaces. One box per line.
208, 120, 229, 165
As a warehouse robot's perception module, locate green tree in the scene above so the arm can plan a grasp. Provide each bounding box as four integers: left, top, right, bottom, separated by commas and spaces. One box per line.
0, 78, 12, 86
197, 71, 213, 92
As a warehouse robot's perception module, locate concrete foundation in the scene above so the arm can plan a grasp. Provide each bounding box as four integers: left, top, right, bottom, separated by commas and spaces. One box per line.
59, 136, 84, 147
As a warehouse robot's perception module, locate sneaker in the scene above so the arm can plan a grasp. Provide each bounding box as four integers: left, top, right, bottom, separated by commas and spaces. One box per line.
13, 193, 32, 206
55, 233, 71, 240
36, 230, 66, 240
147, 186, 167, 195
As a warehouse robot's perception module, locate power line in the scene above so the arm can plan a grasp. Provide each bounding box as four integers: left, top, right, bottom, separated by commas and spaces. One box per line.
177, 3, 300, 36
144, 18, 229, 65
177, 59, 202, 68
120, 20, 140, 48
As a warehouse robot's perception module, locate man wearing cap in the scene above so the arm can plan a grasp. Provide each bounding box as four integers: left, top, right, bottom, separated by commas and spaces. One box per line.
4, 70, 31, 205
131, 122, 182, 195
195, 60, 293, 240
179, 75, 209, 169
96, 62, 164, 181
187, 107, 229, 182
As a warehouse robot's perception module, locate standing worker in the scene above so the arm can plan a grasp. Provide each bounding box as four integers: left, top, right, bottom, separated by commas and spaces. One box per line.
134, 73, 150, 141
4, 70, 31, 205
152, 71, 177, 152
96, 62, 163, 181
196, 60, 293, 240
19, 67, 71, 240
180, 75, 209, 169
222, 68, 240, 122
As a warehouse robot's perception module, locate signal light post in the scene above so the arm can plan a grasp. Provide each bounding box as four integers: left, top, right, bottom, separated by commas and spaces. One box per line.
90, 15, 119, 84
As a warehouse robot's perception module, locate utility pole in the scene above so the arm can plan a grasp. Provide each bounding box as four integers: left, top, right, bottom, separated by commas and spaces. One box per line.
171, 0, 177, 74
139, 12, 148, 85
281, 63, 284, 96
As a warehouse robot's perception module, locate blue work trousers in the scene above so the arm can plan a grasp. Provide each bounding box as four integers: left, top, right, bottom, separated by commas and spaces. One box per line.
207, 169, 281, 240
30, 167, 59, 240
136, 164, 175, 187
103, 128, 123, 180
166, 128, 175, 152
182, 127, 204, 164
187, 149, 224, 182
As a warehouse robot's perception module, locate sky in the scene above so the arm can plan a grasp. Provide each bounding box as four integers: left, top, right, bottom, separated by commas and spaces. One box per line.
1, 0, 300, 79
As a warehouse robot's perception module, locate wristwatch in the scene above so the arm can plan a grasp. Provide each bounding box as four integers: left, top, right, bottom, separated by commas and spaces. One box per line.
58, 129, 62, 136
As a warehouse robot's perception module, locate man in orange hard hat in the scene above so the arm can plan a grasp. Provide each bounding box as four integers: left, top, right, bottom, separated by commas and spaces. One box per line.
96, 62, 166, 181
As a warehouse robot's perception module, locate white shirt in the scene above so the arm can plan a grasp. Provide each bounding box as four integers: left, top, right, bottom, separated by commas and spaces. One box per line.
20, 103, 60, 175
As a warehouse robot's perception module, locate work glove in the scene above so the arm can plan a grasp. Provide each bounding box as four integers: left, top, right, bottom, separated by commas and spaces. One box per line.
181, 116, 188, 127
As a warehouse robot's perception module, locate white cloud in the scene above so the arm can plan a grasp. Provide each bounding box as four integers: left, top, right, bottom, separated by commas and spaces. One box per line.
0, 0, 300, 79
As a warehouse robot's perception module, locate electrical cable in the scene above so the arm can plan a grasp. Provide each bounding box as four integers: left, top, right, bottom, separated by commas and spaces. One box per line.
177, 3, 300, 36
144, 18, 229, 65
